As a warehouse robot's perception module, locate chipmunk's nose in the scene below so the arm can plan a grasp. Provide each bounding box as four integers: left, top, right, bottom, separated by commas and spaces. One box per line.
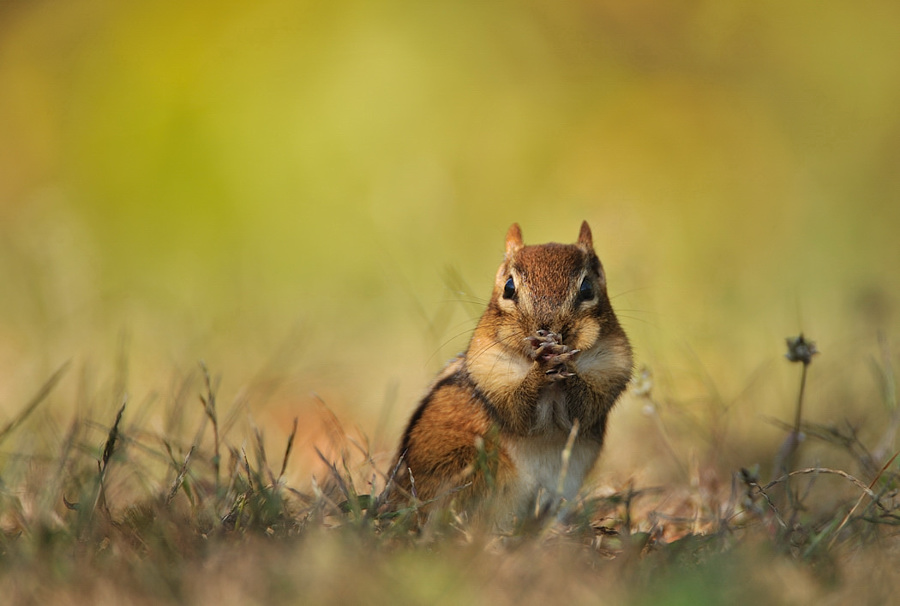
533, 302, 565, 336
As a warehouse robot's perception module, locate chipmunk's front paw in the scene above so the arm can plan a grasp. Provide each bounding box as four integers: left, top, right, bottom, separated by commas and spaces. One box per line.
525, 330, 564, 361
544, 350, 579, 380
525, 330, 579, 379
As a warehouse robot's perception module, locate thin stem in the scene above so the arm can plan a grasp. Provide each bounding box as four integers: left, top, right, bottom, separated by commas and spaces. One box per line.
793, 362, 808, 435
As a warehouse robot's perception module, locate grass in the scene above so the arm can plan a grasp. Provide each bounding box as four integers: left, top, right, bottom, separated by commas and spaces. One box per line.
1, 333, 899, 605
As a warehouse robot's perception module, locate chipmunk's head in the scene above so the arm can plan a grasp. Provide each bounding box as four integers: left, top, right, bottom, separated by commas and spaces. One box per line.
487, 221, 625, 356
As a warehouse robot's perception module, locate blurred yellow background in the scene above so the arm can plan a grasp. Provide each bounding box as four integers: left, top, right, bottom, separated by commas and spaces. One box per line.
1, 0, 898, 480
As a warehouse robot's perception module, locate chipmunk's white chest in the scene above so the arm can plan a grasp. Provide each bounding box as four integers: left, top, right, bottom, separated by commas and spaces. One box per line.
503, 432, 601, 518
532, 384, 574, 434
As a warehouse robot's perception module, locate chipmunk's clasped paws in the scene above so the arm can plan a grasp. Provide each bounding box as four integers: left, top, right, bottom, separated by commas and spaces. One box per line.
525, 330, 579, 380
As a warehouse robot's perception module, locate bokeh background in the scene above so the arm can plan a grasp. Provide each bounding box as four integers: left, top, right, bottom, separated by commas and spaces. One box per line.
2, 0, 899, 484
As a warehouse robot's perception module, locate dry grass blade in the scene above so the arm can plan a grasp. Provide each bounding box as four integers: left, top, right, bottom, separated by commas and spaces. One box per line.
278, 417, 299, 484
0, 362, 70, 445
101, 398, 127, 470
90, 397, 127, 523
166, 445, 196, 506
763, 467, 879, 500
225, 445, 243, 499
251, 421, 276, 486
313, 393, 349, 458
199, 361, 221, 491
740, 469, 787, 528
41, 417, 82, 513
827, 450, 900, 549
242, 446, 254, 491
556, 418, 580, 498
370, 452, 406, 516
314, 446, 350, 501
872, 333, 899, 461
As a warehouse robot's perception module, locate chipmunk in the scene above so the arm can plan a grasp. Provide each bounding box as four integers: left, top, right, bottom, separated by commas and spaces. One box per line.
391, 221, 633, 524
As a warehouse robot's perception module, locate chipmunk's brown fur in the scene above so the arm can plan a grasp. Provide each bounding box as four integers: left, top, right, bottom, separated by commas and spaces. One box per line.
391, 222, 632, 524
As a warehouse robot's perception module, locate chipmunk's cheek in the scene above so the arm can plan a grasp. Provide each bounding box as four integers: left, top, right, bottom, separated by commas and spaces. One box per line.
497, 325, 531, 358
569, 320, 600, 352
574, 334, 634, 380
468, 341, 532, 396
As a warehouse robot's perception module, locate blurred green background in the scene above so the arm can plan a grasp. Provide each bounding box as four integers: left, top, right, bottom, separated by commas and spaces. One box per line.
2, 0, 899, 477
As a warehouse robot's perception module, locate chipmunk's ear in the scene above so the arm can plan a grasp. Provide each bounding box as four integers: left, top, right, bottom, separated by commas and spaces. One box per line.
577, 220, 594, 250
505, 223, 524, 256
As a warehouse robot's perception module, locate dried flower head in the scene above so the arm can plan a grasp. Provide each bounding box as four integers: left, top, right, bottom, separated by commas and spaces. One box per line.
632, 365, 653, 398
785, 334, 818, 365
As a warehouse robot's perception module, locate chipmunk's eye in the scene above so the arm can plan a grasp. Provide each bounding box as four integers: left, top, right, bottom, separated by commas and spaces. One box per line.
502, 277, 516, 299
578, 277, 595, 301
